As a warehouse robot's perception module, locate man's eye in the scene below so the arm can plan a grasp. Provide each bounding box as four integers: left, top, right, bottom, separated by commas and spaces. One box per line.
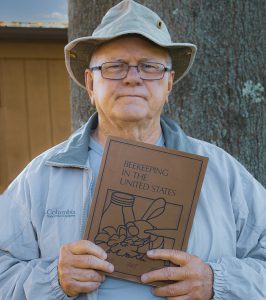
141, 63, 160, 72
106, 63, 123, 70
143, 63, 157, 69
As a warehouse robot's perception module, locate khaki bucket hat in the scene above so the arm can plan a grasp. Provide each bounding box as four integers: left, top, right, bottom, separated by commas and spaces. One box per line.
65, 0, 197, 89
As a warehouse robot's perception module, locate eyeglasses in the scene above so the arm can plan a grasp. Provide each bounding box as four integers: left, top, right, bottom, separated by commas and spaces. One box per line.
90, 61, 171, 80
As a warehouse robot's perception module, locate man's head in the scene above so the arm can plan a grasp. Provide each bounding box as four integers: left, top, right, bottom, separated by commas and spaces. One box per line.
85, 35, 175, 123
64, 0, 197, 89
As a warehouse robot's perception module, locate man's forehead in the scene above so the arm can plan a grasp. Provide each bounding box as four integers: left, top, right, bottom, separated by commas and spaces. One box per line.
90, 35, 170, 63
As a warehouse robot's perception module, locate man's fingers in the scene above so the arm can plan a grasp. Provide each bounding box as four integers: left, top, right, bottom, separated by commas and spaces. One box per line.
141, 267, 187, 283
73, 281, 101, 294
151, 281, 190, 298
166, 295, 190, 300
71, 268, 106, 282
63, 280, 101, 297
142, 252, 214, 300
141, 249, 194, 284
70, 254, 114, 273
67, 240, 107, 259
147, 249, 192, 266
58, 240, 114, 297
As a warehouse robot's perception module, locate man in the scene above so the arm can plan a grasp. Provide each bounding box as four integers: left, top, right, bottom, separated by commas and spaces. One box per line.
0, 1, 265, 300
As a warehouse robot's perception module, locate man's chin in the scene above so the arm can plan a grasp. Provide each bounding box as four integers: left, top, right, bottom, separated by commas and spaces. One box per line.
112, 110, 147, 122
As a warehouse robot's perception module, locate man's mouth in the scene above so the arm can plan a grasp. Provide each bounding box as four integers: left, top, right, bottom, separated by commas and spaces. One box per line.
117, 95, 147, 100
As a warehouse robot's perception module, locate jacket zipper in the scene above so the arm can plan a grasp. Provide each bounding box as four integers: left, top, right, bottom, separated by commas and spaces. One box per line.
80, 168, 94, 238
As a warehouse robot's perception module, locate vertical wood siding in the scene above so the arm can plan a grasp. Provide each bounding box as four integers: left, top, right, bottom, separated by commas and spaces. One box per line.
0, 41, 71, 193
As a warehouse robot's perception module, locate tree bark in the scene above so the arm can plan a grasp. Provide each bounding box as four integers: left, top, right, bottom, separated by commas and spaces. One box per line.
68, 0, 266, 186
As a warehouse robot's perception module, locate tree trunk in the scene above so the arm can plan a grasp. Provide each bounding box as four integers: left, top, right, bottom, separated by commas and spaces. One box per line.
68, 0, 266, 187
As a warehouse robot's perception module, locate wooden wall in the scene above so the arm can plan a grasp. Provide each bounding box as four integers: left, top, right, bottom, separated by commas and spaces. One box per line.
0, 41, 71, 193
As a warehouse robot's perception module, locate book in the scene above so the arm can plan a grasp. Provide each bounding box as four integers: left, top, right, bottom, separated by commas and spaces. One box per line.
84, 136, 208, 284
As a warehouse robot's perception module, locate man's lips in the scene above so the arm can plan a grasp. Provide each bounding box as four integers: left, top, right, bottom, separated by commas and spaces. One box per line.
117, 94, 147, 100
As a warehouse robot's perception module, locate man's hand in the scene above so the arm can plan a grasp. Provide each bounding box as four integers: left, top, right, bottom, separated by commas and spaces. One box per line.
141, 249, 213, 300
58, 240, 114, 297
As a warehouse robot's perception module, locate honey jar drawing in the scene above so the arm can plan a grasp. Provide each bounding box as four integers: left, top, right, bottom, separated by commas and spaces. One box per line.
95, 190, 171, 259
100, 191, 136, 230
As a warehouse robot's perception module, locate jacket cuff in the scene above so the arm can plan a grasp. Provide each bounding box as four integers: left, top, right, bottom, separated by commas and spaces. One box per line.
48, 259, 78, 300
208, 262, 229, 300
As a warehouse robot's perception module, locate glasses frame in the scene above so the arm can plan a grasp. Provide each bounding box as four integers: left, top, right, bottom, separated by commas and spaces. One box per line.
90, 61, 172, 80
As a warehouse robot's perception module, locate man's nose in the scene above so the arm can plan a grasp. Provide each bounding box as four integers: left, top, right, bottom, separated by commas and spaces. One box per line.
123, 65, 142, 84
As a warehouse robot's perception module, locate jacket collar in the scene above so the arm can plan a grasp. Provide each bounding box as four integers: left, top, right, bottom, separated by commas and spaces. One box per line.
46, 112, 192, 168
160, 114, 191, 153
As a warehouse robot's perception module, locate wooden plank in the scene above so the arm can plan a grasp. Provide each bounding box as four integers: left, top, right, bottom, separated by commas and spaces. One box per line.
1, 59, 30, 184
0, 41, 71, 192
0, 107, 7, 193
25, 60, 53, 158
0, 60, 8, 193
0, 41, 65, 59
48, 59, 71, 144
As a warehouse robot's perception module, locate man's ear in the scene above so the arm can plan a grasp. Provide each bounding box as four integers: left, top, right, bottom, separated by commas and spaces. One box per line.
85, 69, 95, 106
165, 71, 175, 104
167, 70, 175, 94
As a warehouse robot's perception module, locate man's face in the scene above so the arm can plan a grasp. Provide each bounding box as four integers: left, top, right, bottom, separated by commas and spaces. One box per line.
85, 36, 175, 124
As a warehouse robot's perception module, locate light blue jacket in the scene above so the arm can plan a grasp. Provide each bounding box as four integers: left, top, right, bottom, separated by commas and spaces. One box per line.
0, 113, 265, 300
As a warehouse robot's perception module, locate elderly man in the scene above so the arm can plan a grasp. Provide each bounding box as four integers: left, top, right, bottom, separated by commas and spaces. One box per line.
0, 1, 265, 300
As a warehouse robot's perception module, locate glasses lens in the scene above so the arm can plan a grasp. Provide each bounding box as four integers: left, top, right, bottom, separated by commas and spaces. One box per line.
100, 62, 167, 80
101, 62, 127, 79
139, 62, 165, 80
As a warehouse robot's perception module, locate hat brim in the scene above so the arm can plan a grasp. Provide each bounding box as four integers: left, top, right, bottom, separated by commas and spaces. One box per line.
64, 31, 197, 89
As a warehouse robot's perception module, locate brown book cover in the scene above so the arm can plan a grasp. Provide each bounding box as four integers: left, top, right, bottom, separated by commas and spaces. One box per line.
84, 136, 208, 284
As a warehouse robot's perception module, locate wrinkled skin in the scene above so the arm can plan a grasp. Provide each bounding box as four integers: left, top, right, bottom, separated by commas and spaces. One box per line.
58, 240, 114, 297
59, 35, 213, 298
141, 249, 214, 300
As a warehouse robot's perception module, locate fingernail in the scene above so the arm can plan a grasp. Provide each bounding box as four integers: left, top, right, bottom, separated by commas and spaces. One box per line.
147, 250, 154, 256
108, 264, 114, 272
141, 274, 147, 282
102, 252, 108, 260
102, 275, 106, 282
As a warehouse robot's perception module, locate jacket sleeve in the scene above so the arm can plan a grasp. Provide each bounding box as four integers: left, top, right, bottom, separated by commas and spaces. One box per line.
0, 168, 76, 300
208, 160, 266, 300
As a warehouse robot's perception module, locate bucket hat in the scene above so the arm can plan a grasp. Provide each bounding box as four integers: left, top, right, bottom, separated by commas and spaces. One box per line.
65, 0, 197, 89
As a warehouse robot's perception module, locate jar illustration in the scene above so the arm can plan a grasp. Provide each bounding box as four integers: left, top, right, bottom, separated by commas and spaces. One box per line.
95, 192, 169, 259
100, 191, 136, 230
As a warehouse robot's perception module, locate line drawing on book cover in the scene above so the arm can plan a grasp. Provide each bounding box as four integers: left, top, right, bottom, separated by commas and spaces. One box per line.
95, 190, 183, 260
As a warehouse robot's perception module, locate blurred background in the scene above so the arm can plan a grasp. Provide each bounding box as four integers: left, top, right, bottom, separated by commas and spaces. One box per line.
0, 0, 70, 193
1, 0, 265, 193
0, 0, 67, 24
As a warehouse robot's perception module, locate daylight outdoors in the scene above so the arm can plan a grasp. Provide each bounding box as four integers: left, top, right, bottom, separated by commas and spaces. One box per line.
0, 1, 265, 300
0, 0, 70, 193
0, 0, 67, 26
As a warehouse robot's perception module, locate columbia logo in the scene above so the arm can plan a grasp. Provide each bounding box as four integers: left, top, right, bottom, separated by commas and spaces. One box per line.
46, 209, 76, 218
